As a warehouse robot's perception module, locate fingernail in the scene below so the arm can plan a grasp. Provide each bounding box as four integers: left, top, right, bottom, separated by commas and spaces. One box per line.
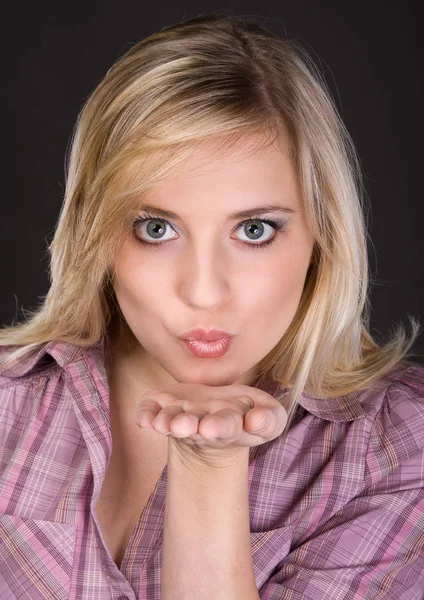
252, 415, 269, 432
137, 421, 153, 430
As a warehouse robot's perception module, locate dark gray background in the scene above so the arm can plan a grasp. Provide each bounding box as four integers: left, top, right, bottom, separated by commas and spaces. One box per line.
1, 1, 423, 362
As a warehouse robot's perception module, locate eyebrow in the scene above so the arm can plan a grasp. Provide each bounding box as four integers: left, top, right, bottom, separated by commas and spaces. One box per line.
138, 203, 298, 220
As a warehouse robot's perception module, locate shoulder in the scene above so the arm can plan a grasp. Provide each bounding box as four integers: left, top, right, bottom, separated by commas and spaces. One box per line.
0, 341, 69, 414
0, 339, 103, 412
351, 360, 424, 429
377, 362, 424, 441
363, 362, 424, 486
0, 339, 101, 386
0, 340, 104, 455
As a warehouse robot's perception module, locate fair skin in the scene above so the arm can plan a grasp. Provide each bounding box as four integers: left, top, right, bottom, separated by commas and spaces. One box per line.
109, 132, 314, 413
102, 131, 315, 596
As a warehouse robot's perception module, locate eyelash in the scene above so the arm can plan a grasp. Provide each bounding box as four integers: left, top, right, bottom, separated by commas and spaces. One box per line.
132, 212, 288, 251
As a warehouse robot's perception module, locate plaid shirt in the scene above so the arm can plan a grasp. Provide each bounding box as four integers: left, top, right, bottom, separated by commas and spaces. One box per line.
0, 339, 423, 599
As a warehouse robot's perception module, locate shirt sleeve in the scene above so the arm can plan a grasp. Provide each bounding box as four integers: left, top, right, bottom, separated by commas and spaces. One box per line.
258, 366, 424, 600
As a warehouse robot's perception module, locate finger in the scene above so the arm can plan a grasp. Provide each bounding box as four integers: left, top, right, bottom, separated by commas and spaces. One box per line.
151, 405, 185, 435
205, 385, 274, 410
135, 398, 162, 429
244, 406, 269, 431
198, 409, 243, 440
169, 412, 202, 438
245, 406, 287, 437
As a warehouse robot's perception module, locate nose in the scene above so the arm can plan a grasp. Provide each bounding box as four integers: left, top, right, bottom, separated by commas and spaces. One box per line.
178, 240, 232, 310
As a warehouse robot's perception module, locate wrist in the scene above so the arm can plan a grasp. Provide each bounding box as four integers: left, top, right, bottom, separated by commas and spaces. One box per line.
168, 436, 249, 474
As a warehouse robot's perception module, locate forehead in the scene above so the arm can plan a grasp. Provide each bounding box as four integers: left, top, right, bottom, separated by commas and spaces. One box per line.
143, 132, 298, 206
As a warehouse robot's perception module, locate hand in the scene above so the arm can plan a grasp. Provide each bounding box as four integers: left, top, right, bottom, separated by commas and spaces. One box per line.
135, 382, 288, 466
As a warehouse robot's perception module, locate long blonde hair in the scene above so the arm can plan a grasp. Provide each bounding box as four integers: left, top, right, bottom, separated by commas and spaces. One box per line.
1, 12, 421, 430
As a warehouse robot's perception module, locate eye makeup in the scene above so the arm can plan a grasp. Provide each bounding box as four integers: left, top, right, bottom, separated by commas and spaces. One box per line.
132, 210, 289, 251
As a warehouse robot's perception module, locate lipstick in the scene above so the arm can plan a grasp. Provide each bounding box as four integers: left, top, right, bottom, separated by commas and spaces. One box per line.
179, 328, 234, 358
183, 338, 232, 358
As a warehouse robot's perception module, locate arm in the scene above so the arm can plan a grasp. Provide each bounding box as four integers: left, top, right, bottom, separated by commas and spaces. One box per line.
161, 442, 260, 600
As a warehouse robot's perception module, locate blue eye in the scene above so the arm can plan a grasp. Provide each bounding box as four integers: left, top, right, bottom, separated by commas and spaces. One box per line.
132, 213, 288, 250
133, 215, 177, 244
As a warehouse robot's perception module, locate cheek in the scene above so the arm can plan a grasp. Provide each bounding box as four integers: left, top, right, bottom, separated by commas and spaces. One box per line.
247, 251, 309, 313
113, 245, 169, 310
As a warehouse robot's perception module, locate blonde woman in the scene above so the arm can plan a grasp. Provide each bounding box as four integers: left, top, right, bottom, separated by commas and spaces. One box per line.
0, 12, 423, 600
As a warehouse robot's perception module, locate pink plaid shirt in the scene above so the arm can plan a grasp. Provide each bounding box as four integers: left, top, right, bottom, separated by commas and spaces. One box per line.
0, 339, 423, 599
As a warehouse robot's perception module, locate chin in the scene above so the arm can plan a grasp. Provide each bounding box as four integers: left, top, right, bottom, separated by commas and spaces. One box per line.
174, 365, 251, 388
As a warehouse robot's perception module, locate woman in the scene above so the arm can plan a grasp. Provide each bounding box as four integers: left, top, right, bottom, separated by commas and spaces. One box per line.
0, 12, 423, 600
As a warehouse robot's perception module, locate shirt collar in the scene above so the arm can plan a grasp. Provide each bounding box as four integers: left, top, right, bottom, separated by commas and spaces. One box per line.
260, 375, 367, 422
0, 339, 94, 378
0, 338, 368, 422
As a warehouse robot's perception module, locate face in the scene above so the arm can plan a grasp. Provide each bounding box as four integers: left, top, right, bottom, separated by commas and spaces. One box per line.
111, 133, 315, 393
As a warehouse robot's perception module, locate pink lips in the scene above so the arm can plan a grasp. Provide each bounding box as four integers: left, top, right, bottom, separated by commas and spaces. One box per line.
181, 328, 233, 342
179, 328, 234, 358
